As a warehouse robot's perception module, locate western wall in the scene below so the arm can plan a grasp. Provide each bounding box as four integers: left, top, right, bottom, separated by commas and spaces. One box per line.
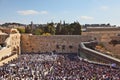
21, 34, 91, 53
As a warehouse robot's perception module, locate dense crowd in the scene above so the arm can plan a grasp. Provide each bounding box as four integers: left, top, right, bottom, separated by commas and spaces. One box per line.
0, 53, 120, 80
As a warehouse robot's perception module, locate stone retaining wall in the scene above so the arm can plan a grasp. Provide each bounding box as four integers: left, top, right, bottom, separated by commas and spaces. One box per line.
21, 34, 91, 53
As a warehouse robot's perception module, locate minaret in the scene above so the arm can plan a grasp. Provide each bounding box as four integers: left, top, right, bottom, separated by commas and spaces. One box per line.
31, 21, 35, 30
30, 21, 35, 33
63, 20, 65, 26
31, 21, 33, 27
60, 20, 62, 24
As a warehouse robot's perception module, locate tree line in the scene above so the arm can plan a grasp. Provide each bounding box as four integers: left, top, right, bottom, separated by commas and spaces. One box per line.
25, 22, 82, 35
1, 22, 82, 35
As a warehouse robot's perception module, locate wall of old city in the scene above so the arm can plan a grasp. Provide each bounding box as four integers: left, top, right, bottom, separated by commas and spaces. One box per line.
85, 27, 120, 32
82, 31, 120, 42
21, 34, 92, 53
82, 30, 120, 58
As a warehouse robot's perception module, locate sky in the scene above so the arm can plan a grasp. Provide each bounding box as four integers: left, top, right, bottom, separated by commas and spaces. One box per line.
0, 0, 120, 25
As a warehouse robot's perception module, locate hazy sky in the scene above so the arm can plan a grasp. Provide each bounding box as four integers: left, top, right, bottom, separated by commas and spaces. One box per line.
0, 0, 120, 25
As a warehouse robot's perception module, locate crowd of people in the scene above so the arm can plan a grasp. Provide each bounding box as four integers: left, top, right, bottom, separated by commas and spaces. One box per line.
0, 53, 120, 80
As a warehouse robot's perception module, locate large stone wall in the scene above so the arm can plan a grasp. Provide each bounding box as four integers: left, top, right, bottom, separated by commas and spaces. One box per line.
82, 31, 120, 42
82, 30, 120, 58
21, 34, 91, 53
85, 27, 120, 32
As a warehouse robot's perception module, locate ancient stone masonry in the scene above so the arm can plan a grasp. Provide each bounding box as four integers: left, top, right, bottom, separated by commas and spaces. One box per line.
82, 31, 120, 42
0, 28, 21, 66
82, 28, 120, 58
21, 34, 91, 53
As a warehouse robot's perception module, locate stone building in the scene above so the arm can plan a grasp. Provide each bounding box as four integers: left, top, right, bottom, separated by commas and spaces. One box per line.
0, 28, 21, 66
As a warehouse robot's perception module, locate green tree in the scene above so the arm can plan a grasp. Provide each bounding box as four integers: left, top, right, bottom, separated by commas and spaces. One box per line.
70, 22, 81, 35
44, 23, 56, 35
56, 23, 62, 35
25, 26, 32, 33
33, 28, 43, 35
55, 22, 82, 35
60, 25, 69, 35
17, 28, 25, 33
